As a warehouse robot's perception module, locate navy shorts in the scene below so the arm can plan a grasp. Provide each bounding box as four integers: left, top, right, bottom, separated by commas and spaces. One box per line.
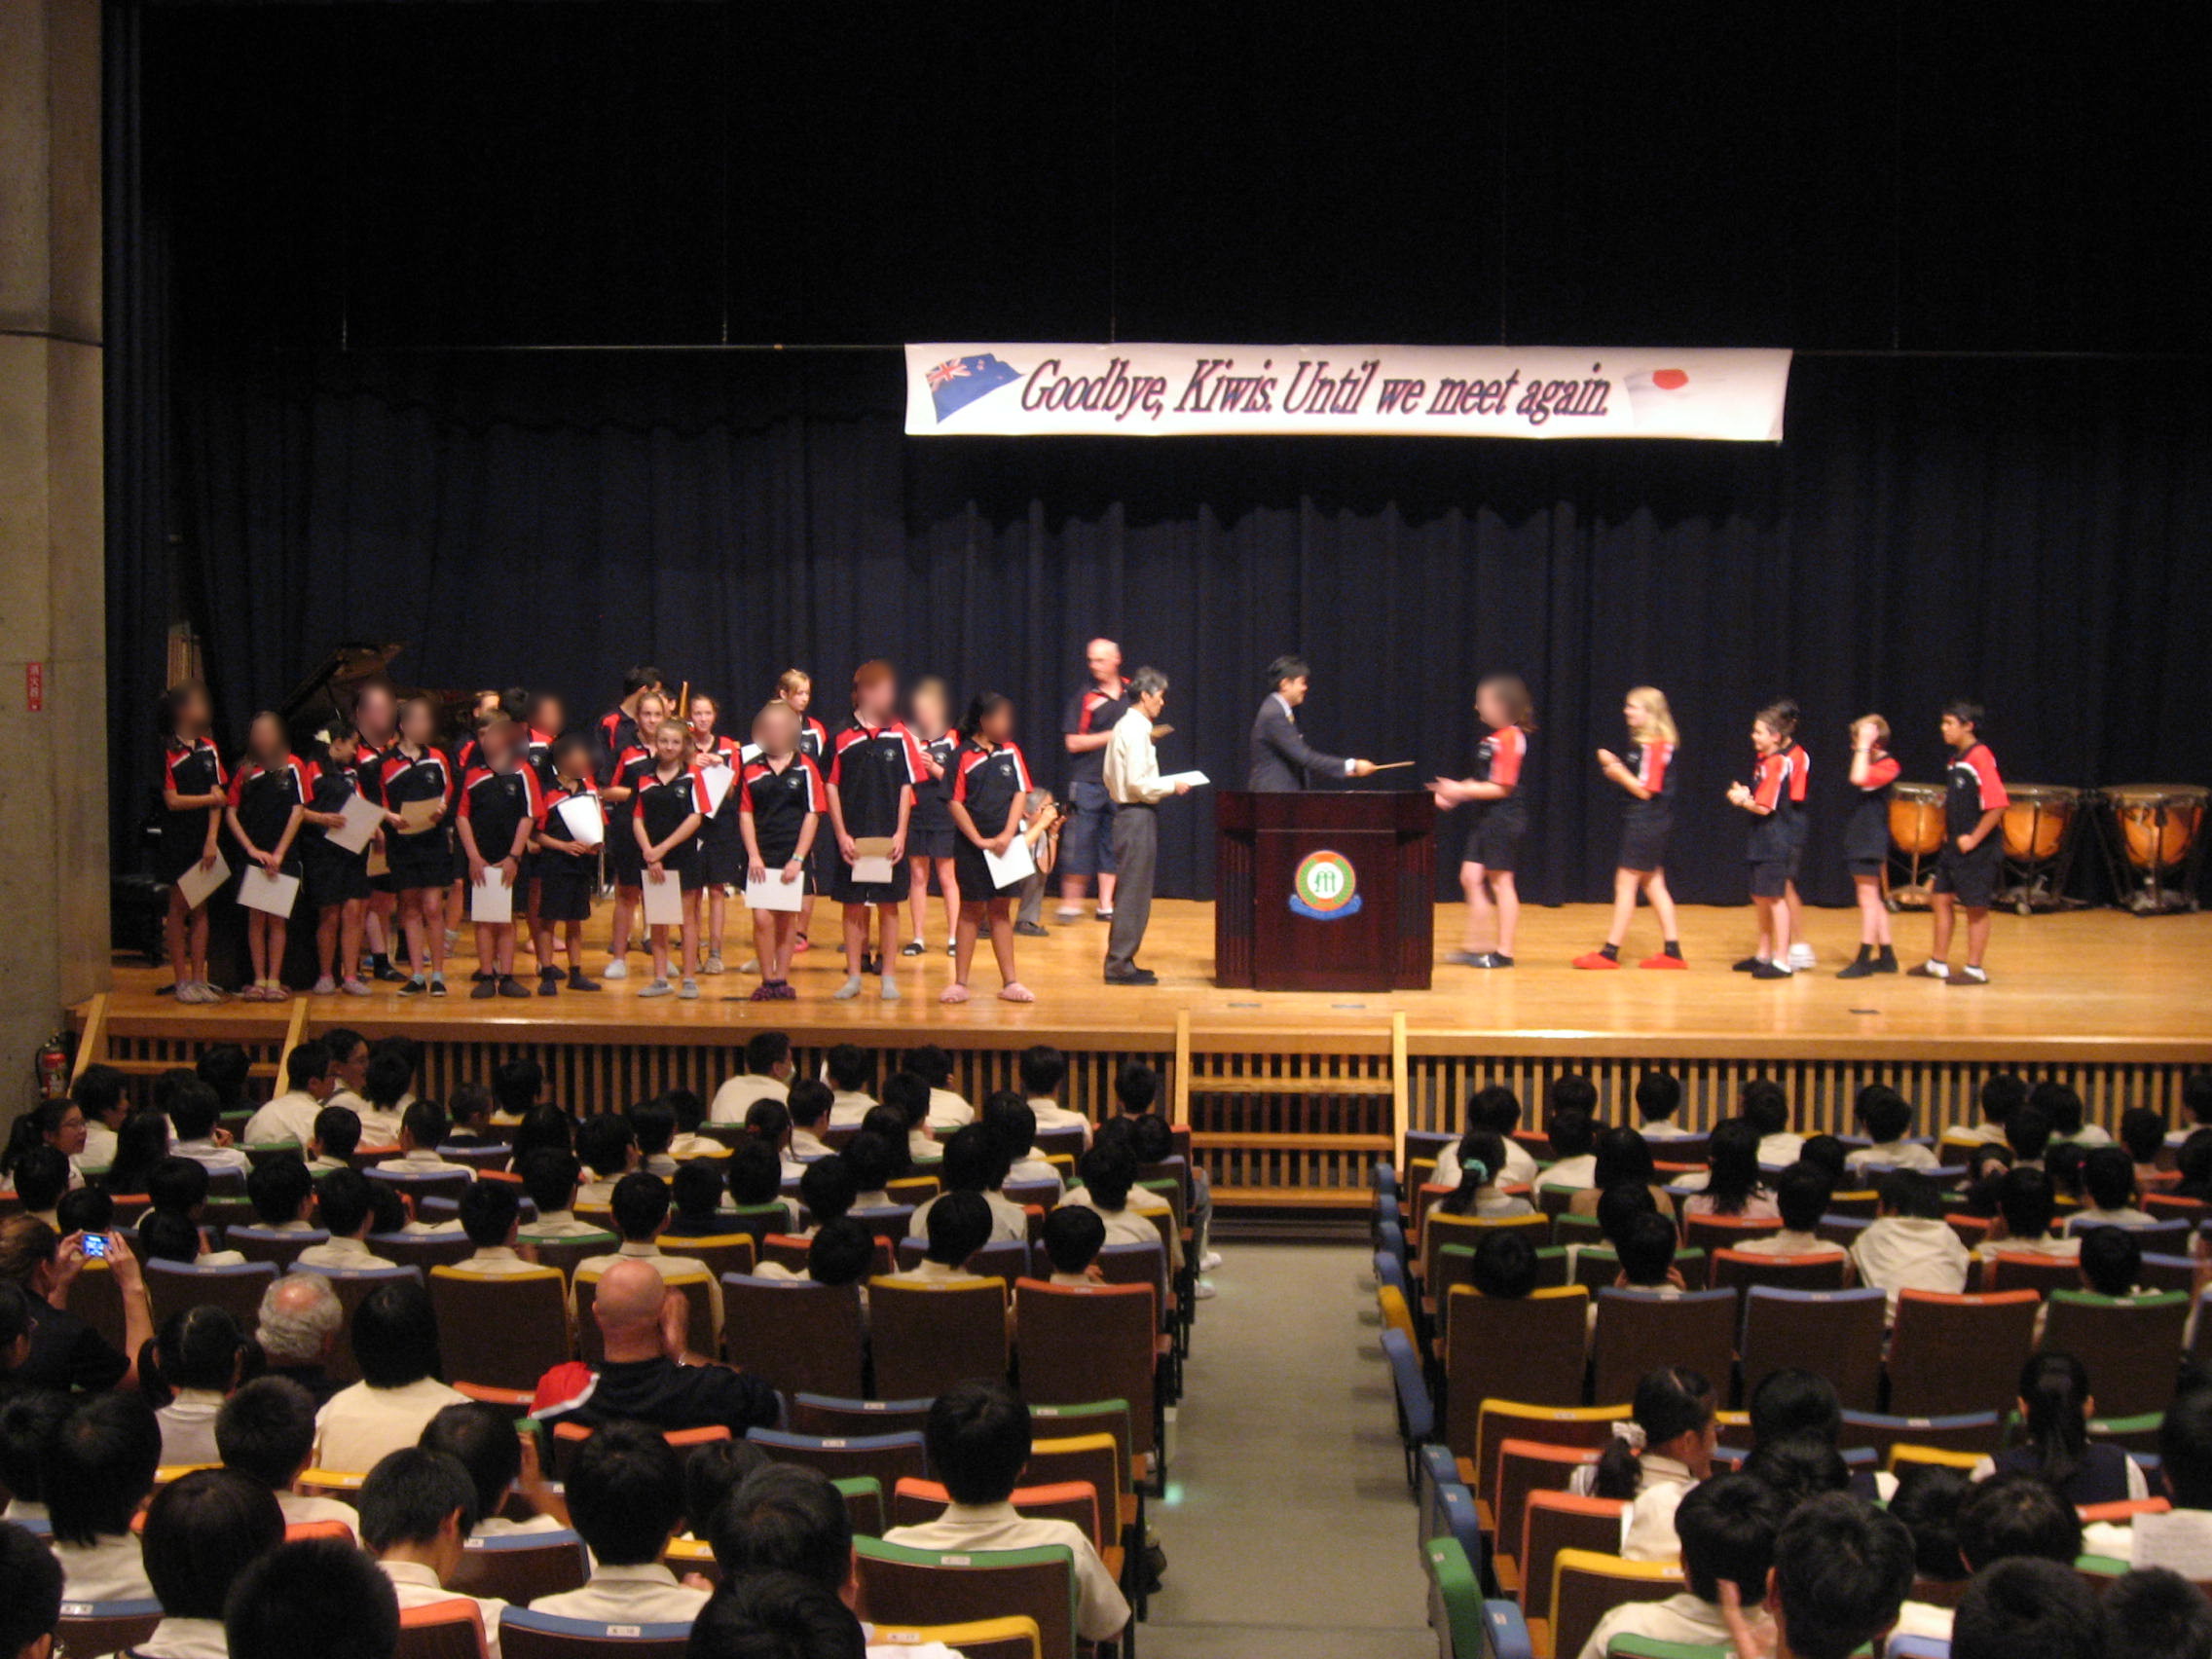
1462, 811, 1525, 874
1060, 779, 1118, 877
1618, 811, 1673, 875
1750, 859, 1790, 900
1933, 844, 2001, 908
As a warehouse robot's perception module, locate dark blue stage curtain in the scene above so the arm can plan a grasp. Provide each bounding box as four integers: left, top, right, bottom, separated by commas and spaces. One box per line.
124, 348, 2212, 907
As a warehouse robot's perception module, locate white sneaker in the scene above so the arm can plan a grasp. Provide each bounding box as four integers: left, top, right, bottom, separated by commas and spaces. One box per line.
1788, 942, 1818, 970
1054, 906, 1084, 923
703, 955, 725, 975
879, 976, 901, 1002
1200, 1251, 1224, 1272
1193, 1281, 1218, 1301
739, 958, 761, 975
639, 979, 673, 998
312, 976, 338, 995
340, 978, 372, 997
602, 959, 629, 979
173, 981, 206, 1005
680, 978, 700, 1000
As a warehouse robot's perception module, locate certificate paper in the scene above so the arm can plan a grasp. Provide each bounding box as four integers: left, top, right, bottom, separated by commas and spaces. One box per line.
398, 797, 443, 832
744, 871, 804, 913
240, 866, 300, 917
984, 836, 1037, 889
1160, 770, 1210, 790
850, 836, 897, 885
176, 851, 231, 910
700, 765, 734, 815
642, 872, 685, 925
556, 794, 606, 846
469, 866, 513, 923
326, 790, 384, 855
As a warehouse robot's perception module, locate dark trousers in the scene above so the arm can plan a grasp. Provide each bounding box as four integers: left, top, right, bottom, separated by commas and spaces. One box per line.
1105, 803, 1157, 976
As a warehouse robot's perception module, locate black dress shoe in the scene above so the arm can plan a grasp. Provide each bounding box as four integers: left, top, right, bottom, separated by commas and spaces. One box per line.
1104, 968, 1160, 986
1014, 920, 1050, 938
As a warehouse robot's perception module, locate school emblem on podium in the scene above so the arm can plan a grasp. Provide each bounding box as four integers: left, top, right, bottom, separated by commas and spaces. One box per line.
1290, 849, 1361, 920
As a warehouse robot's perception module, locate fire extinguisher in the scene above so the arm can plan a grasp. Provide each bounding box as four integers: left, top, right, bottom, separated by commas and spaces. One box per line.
35, 1031, 71, 1100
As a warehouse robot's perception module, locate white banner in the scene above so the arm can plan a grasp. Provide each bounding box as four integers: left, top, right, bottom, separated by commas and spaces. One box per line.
905, 343, 1790, 441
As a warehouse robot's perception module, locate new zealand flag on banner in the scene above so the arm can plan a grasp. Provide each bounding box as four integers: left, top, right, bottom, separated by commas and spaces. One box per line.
927, 353, 1023, 423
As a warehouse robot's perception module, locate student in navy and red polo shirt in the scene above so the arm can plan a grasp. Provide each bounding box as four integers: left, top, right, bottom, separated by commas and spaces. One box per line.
347, 680, 404, 983
633, 717, 711, 1000
686, 692, 745, 977
1772, 698, 1817, 971
945, 691, 1039, 1006
739, 700, 827, 1002
1840, 714, 1903, 979
380, 693, 457, 997
225, 711, 309, 1002
594, 666, 664, 784
531, 731, 604, 995
597, 686, 671, 980
1057, 639, 1129, 925
826, 660, 925, 1003
457, 716, 543, 1001
1726, 704, 1800, 979
903, 675, 964, 959
1576, 685, 1687, 971
520, 688, 567, 983
1912, 700, 2009, 987
300, 719, 374, 998
157, 680, 229, 1005
1429, 673, 1534, 970
775, 668, 832, 956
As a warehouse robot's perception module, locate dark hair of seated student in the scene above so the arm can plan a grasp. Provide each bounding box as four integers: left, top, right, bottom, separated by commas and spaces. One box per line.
1674, 1471, 1784, 1606
1700, 1120, 1765, 1215
47, 1391, 163, 1546
1979, 1070, 2029, 1126
56, 1184, 114, 1238
1113, 1059, 1159, 1116
1989, 1351, 2141, 1507
687, 1569, 866, 1659
1592, 1365, 1713, 1499
746, 1097, 792, 1147
575, 1111, 636, 1178
924, 1380, 1033, 1506
445, 1083, 496, 1142
491, 1056, 544, 1118
216, 1376, 320, 1491
1615, 1208, 1677, 1286
881, 1071, 931, 1134
827, 1044, 875, 1095
2045, 1139, 2088, 1198
2079, 1225, 2142, 1298
363, 1051, 412, 1115
228, 1535, 402, 1659
1741, 1432, 1850, 1513
2164, 1385, 2212, 1512
357, 1445, 480, 1552
1888, 1462, 1972, 1583
518, 1149, 581, 1216
798, 1156, 858, 1224
1125, 1111, 1173, 1165
1878, 1167, 1948, 1220
350, 1279, 445, 1391
508, 1103, 572, 1165
922, 1191, 992, 1268
143, 1304, 250, 1409
2006, 1103, 2054, 1164
1950, 1557, 2104, 1659
1547, 1073, 1598, 1117
1768, 1164, 1832, 1235
804, 1218, 875, 1288
103, 1109, 175, 1195
663, 1088, 708, 1139
1590, 1125, 1656, 1193
1042, 1203, 1106, 1277
1464, 1083, 1524, 1138
626, 1099, 677, 1160
842, 1131, 899, 1198
903, 1043, 953, 1090
246, 1155, 314, 1228
1797, 1134, 1849, 1183
148, 1154, 211, 1216
1595, 1181, 1659, 1252
609, 1171, 672, 1241
1545, 1102, 1596, 1161
566, 1419, 686, 1566
1996, 1165, 2060, 1242
1437, 1130, 1508, 1216
313, 1104, 363, 1161
458, 1179, 520, 1249
2083, 1144, 2140, 1212
723, 1138, 785, 1209
1767, 1493, 1916, 1659
938, 1124, 1008, 1197
137, 1206, 207, 1266
1748, 1368, 1841, 1448
0, 1388, 72, 1509
1468, 1230, 1537, 1300
0, 1515, 64, 1656
709, 1462, 852, 1591
1956, 1470, 2084, 1569
980, 1091, 1037, 1161
681, 1436, 770, 1542
1077, 1140, 1139, 1211
663, 1161, 729, 1235
859, 1106, 914, 1180
6, 1148, 68, 1215
141, 1467, 285, 1622
2031, 1080, 2088, 1139
2100, 1567, 2212, 1659
1634, 1069, 1682, 1126
2120, 1106, 2167, 1169
420, 1400, 526, 1523
787, 1079, 833, 1132
1858, 1086, 1916, 1149
1740, 1079, 1789, 1140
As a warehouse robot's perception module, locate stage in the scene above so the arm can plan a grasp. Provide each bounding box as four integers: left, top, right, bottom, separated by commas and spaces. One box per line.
75, 902, 2212, 1208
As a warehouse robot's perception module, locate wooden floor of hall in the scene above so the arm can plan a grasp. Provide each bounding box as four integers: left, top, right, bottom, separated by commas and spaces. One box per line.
88, 901, 2212, 1061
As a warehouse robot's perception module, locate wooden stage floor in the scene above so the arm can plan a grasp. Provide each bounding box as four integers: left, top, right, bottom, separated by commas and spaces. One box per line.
84, 901, 2212, 1063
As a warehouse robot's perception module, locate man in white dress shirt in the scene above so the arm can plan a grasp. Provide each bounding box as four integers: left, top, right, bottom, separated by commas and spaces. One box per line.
312, 1280, 467, 1472
528, 1422, 710, 1625
361, 1447, 512, 1659
1099, 667, 1187, 985
243, 1039, 339, 1147
710, 1031, 795, 1124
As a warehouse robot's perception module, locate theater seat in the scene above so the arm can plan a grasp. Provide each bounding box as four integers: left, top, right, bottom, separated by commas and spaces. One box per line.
1422, 1534, 1486, 1659
869, 1619, 1044, 1659
394, 1598, 490, 1659
56, 1599, 161, 1657
1548, 1550, 1683, 1659
855, 1538, 1084, 1659
498, 1609, 690, 1658
1888, 1291, 2041, 1418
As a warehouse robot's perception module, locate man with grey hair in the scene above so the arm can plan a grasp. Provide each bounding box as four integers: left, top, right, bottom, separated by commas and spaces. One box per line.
1058, 638, 1129, 923
255, 1272, 345, 1405
1102, 667, 1188, 985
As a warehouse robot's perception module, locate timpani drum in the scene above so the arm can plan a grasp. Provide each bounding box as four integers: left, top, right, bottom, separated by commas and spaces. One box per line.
1997, 784, 2087, 914
1886, 782, 1946, 908
2101, 785, 2209, 913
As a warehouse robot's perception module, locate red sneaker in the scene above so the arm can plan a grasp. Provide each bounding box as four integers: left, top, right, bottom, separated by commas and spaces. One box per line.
1639, 953, 1689, 970
1571, 951, 1620, 970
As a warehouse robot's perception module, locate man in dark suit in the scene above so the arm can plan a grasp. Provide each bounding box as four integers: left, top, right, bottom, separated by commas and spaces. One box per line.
1248, 655, 1376, 791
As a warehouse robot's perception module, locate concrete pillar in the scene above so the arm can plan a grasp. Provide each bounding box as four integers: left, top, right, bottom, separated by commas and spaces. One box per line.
0, 0, 108, 1113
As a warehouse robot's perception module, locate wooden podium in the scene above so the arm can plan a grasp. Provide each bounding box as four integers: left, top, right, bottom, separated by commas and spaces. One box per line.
1214, 792, 1436, 991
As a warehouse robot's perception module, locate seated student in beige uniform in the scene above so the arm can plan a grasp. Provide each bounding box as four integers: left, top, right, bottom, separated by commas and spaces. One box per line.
719, 1143, 801, 1235
1973, 1166, 2079, 1282
1632, 1069, 1698, 1141
1575, 1472, 1786, 1659
1586, 1208, 1689, 1345
908, 1124, 1028, 1246
245, 1154, 321, 1236
785, 1156, 859, 1242
675, 1440, 772, 1553
1567, 1126, 1675, 1220
70, 1061, 129, 1173
573, 1172, 725, 1342
908, 1045, 975, 1134
441, 1083, 499, 1150
5, 1148, 68, 1229
297, 1167, 398, 1271
1434, 1130, 1536, 1221
743, 1098, 807, 1182
2003, 1103, 2054, 1173
528, 1423, 710, 1625
841, 1131, 900, 1213
2037, 1080, 2112, 1149
167, 1080, 251, 1177
128, 1468, 285, 1659
630, 1098, 683, 1180
148, 1305, 252, 1466
1742, 1080, 1805, 1167
1731, 1164, 1847, 1258
2167, 1074, 2212, 1151
982, 1091, 1064, 1200
1536, 1103, 1604, 1196
885, 1192, 996, 1287
2120, 1107, 2170, 1198
360, 1447, 512, 1659
1569, 1363, 1717, 1563
313, 1280, 468, 1472
1061, 1141, 1179, 1270
1435, 1082, 1547, 1190
312, 1026, 373, 1118
826, 1044, 879, 1130
353, 1049, 415, 1148
516, 1150, 617, 1246
883, 1382, 1130, 1645
449, 1181, 543, 1275
139, 1203, 247, 1271
307, 1103, 362, 1176
1018, 1045, 1094, 1150
1041, 1203, 1109, 1286
881, 1072, 941, 1167
1850, 1169, 1971, 1320
1679, 1120, 1782, 1221
573, 1112, 639, 1207
711, 1031, 796, 1125
2075, 1145, 2157, 1228
660, 1160, 740, 1239
47, 1392, 163, 1603
385, 1099, 478, 1181
244, 1038, 340, 1147
421, 1400, 570, 1537
786, 1079, 836, 1162
1950, 1071, 2031, 1151
216, 1376, 362, 1539
1845, 1085, 1941, 1174
749, 1217, 876, 1322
